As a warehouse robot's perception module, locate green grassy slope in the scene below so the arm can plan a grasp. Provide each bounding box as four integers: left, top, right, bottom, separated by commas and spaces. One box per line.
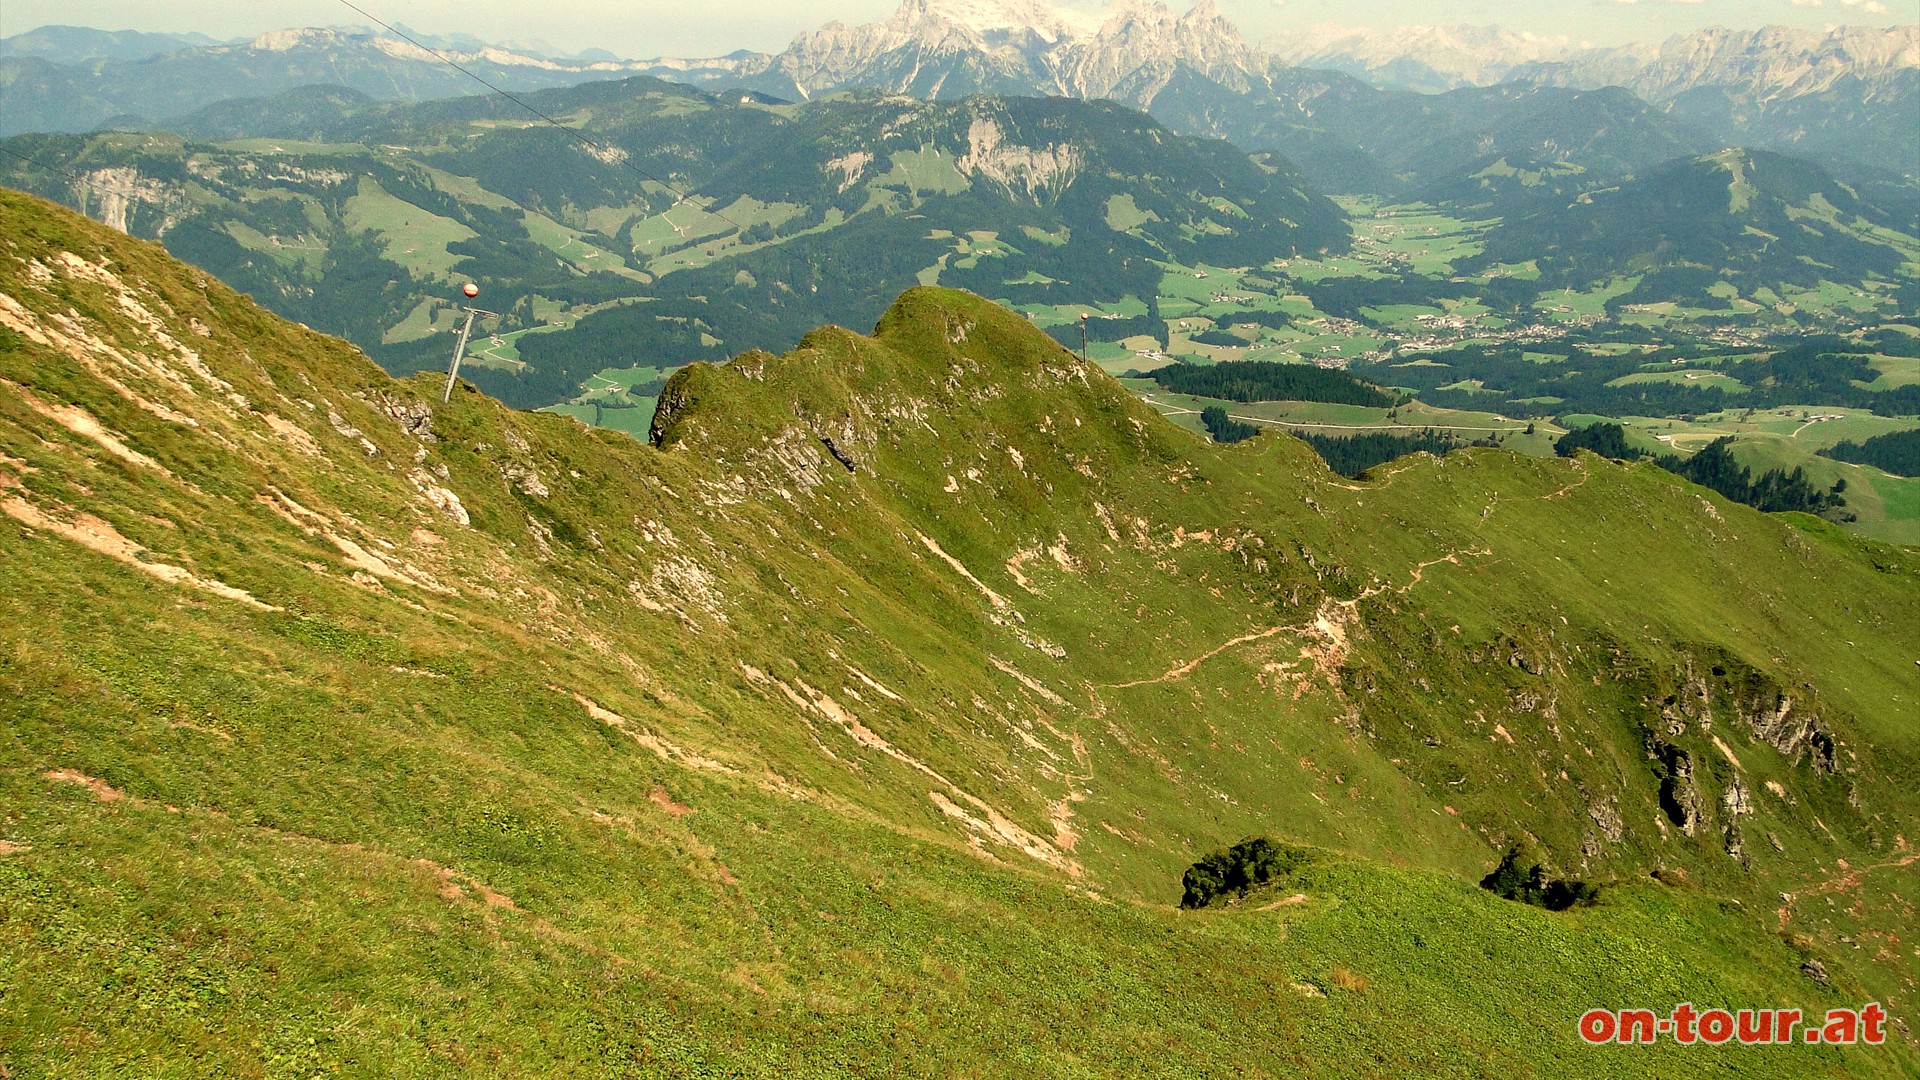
3, 190, 1918, 1076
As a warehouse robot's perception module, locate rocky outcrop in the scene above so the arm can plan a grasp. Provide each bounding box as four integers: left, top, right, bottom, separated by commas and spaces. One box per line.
501, 462, 549, 499
1507, 641, 1543, 676
648, 376, 699, 449
1586, 798, 1624, 845
1725, 824, 1747, 866
1654, 743, 1705, 837
1746, 692, 1838, 773
820, 435, 859, 473
367, 391, 435, 441
746, 429, 837, 496
955, 115, 1081, 202
408, 469, 470, 527
1722, 775, 1754, 866
1722, 775, 1753, 818
1659, 697, 1690, 737
1655, 659, 1720, 736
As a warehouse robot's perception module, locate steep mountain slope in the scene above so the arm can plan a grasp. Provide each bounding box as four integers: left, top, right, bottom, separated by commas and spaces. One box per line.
1661, 69, 1920, 183
1303, 82, 1709, 199
1472, 149, 1920, 295
1513, 25, 1920, 179
1410, 86, 1704, 212
0, 79, 1347, 409
4, 190, 1919, 1075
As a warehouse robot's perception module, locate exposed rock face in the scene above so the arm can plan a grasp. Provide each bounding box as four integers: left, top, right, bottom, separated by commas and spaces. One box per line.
501, 462, 549, 499
368, 391, 435, 441
628, 554, 729, 627
754, 0, 1083, 101
1508, 25, 1919, 174
1273, 23, 1919, 99
1723, 775, 1753, 818
74, 168, 180, 235
408, 469, 470, 527
1683, 662, 1713, 730
1660, 697, 1690, 737
1510, 688, 1557, 718
1507, 642, 1543, 676
1721, 775, 1754, 865
747, 429, 837, 496
1656, 665, 1717, 735
1801, 958, 1832, 989
696, 8, 1915, 179
955, 116, 1081, 202
820, 436, 859, 473
1053, 0, 1268, 107
1587, 798, 1624, 845
1654, 743, 1705, 837
648, 379, 698, 449
1746, 692, 1838, 773
1725, 823, 1747, 866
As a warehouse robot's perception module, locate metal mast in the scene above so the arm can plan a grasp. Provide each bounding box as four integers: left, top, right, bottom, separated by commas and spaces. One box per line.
442, 284, 498, 404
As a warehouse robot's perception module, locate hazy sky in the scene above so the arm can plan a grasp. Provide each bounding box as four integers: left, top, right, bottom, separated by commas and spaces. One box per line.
0, 0, 1911, 57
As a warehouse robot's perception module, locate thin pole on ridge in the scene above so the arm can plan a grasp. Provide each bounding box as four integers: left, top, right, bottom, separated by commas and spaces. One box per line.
443, 302, 498, 404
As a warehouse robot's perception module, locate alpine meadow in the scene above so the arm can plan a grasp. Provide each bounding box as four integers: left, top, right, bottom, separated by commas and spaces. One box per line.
1, 1, 1918, 1077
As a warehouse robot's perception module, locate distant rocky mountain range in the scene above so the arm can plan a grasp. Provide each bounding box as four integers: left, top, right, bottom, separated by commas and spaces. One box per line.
1, 2, 1913, 183
1513, 23, 1919, 101
1262, 24, 1577, 94
675, 0, 1271, 104
666, 2, 1915, 179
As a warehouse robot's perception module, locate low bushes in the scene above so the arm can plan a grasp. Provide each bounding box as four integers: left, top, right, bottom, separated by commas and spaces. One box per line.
1180, 837, 1317, 909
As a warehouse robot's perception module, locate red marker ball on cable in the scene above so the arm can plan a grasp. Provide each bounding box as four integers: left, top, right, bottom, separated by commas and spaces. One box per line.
462, 282, 480, 299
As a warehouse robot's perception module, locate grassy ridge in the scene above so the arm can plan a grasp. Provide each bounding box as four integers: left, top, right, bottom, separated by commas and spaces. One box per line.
1, 190, 1917, 1075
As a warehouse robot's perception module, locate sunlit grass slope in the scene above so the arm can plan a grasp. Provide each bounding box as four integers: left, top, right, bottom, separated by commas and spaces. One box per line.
2, 189, 1917, 1076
